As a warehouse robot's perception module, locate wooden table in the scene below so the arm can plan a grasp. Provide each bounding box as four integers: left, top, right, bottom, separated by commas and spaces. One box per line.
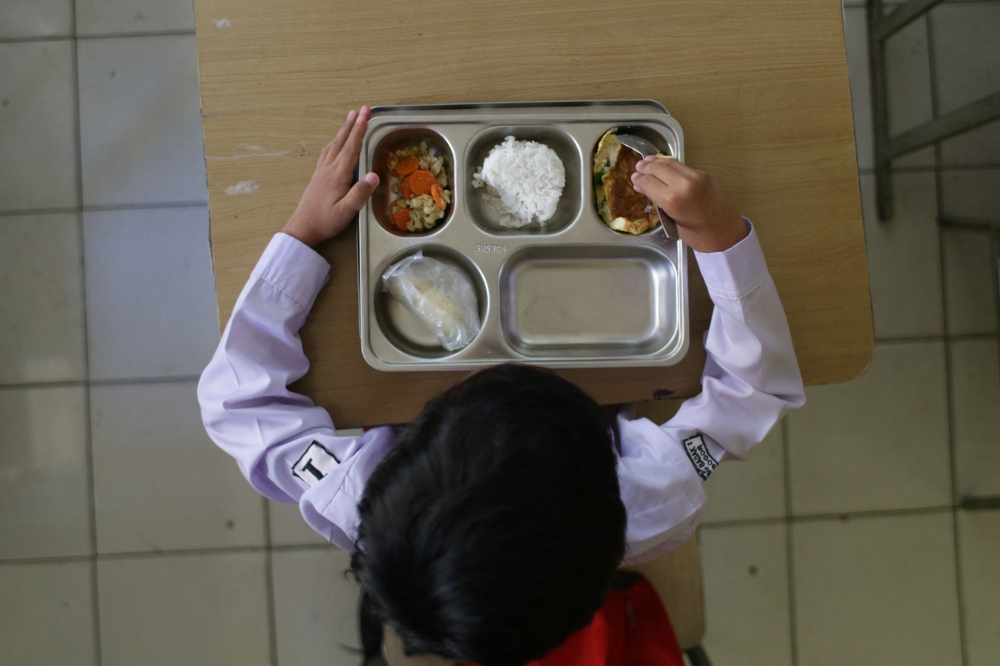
194, 0, 873, 429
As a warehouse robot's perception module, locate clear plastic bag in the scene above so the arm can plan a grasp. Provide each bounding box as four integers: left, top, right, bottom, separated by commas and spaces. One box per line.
381, 251, 481, 351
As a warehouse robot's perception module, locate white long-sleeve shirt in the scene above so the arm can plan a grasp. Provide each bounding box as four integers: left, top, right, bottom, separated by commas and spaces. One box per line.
197, 222, 804, 564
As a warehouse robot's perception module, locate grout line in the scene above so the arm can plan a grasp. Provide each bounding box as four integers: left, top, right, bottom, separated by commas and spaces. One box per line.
88, 374, 204, 387
270, 542, 337, 553
0, 200, 209, 218
691, 502, 964, 529
790, 504, 956, 523
925, 9, 968, 665
76, 29, 197, 40
69, 8, 104, 662
858, 164, 1000, 177
95, 545, 271, 561
0, 34, 76, 43
951, 507, 970, 666
781, 417, 799, 666
700, 516, 787, 530
0, 542, 336, 566
0, 554, 95, 566
0, 374, 203, 391
262, 500, 280, 666
927, 8, 970, 662
0, 379, 88, 391
79, 200, 209, 212
0, 29, 196, 44
874, 333, 1000, 344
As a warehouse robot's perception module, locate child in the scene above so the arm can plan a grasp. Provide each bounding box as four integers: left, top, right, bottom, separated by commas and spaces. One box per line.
198, 106, 805, 666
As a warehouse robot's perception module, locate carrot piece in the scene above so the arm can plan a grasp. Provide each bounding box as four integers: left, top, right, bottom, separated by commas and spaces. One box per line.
399, 177, 414, 200
430, 183, 446, 209
395, 156, 420, 175
393, 207, 411, 231
408, 170, 436, 196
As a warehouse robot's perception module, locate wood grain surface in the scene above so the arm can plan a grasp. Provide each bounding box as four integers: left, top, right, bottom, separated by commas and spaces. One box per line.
193, 0, 873, 428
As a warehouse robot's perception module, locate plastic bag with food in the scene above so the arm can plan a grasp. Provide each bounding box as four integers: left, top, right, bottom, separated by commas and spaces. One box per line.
381, 251, 481, 351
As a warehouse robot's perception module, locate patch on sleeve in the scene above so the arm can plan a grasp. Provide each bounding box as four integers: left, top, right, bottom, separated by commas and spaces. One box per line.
292, 442, 340, 487
682, 434, 718, 480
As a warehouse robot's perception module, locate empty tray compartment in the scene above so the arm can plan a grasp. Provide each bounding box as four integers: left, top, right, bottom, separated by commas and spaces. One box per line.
499, 245, 677, 357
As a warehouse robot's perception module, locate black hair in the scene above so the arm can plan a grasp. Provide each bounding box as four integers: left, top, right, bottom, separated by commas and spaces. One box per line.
351, 364, 627, 666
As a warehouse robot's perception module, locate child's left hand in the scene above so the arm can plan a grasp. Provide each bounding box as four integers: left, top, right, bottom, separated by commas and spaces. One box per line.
282, 106, 379, 248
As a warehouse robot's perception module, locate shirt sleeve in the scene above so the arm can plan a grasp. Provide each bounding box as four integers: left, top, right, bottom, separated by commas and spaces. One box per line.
197, 232, 395, 552
619, 221, 806, 564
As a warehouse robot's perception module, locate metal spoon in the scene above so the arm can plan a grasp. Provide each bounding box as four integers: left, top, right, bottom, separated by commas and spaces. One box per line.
615, 133, 681, 241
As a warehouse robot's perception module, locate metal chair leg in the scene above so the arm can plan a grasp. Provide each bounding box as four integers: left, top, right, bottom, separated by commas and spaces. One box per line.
684, 644, 712, 666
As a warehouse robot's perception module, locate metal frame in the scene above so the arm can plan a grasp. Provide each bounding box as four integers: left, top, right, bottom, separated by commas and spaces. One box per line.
867, 0, 1000, 219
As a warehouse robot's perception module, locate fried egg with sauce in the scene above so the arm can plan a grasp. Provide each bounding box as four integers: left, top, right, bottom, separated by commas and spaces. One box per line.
593, 130, 667, 235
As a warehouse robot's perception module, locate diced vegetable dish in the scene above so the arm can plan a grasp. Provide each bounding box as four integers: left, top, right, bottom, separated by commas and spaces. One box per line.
387, 143, 451, 233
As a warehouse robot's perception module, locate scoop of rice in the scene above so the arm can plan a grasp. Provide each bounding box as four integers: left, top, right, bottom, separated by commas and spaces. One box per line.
472, 136, 565, 228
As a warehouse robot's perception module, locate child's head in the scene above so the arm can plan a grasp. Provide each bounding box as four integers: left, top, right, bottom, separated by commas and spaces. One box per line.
351, 364, 626, 666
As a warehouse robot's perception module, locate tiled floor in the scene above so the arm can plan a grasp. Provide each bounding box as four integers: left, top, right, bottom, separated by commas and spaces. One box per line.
0, 2, 997, 666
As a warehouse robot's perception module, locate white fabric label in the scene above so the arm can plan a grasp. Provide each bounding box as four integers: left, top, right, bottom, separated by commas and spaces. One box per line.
682, 434, 718, 480
292, 442, 340, 486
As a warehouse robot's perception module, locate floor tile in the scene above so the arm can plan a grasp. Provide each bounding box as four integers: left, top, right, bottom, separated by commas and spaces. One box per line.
949, 339, 1000, 500
0, 561, 96, 665
76, 0, 196, 36
0, 42, 78, 211
83, 207, 219, 380
0, 386, 92, 560
929, 0, 1000, 168
861, 173, 944, 339
941, 169, 1000, 225
272, 547, 362, 666
941, 119, 1000, 168
931, 3, 1000, 115
942, 227, 998, 336
270, 500, 330, 548
0, 0, 73, 38
77, 35, 207, 206
97, 552, 271, 666
0, 214, 86, 383
793, 512, 962, 666
958, 509, 1000, 666
90, 381, 265, 553
884, 15, 935, 168
700, 523, 792, 666
843, 8, 873, 171
787, 341, 951, 515
702, 424, 785, 523
842, 5, 935, 169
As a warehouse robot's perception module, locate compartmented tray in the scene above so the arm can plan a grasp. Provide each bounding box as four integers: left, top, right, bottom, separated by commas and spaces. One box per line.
358, 100, 688, 371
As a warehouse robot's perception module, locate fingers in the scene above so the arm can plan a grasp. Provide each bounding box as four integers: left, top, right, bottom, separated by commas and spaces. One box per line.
659, 157, 702, 180
320, 109, 360, 166
334, 106, 371, 174
634, 156, 687, 184
333, 171, 379, 218
631, 172, 675, 212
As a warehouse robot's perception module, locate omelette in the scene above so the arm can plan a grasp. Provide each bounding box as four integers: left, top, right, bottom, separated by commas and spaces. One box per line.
593, 130, 666, 234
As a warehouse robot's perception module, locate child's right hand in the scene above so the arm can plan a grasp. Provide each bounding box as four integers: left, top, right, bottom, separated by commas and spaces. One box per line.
282, 107, 379, 248
631, 157, 749, 253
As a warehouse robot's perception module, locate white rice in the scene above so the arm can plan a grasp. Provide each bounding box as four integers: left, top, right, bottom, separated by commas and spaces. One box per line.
472, 136, 565, 228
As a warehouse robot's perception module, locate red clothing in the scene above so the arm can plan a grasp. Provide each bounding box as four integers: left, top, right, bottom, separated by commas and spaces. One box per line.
528, 576, 684, 666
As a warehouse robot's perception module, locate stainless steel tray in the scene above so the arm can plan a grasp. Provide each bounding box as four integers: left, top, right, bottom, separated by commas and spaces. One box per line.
357, 100, 688, 371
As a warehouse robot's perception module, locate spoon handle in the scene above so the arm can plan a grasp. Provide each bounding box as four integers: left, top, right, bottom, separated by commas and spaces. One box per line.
658, 208, 681, 241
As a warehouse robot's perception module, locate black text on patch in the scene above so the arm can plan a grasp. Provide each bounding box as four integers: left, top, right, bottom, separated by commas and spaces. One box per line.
292, 442, 340, 486
682, 434, 718, 480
